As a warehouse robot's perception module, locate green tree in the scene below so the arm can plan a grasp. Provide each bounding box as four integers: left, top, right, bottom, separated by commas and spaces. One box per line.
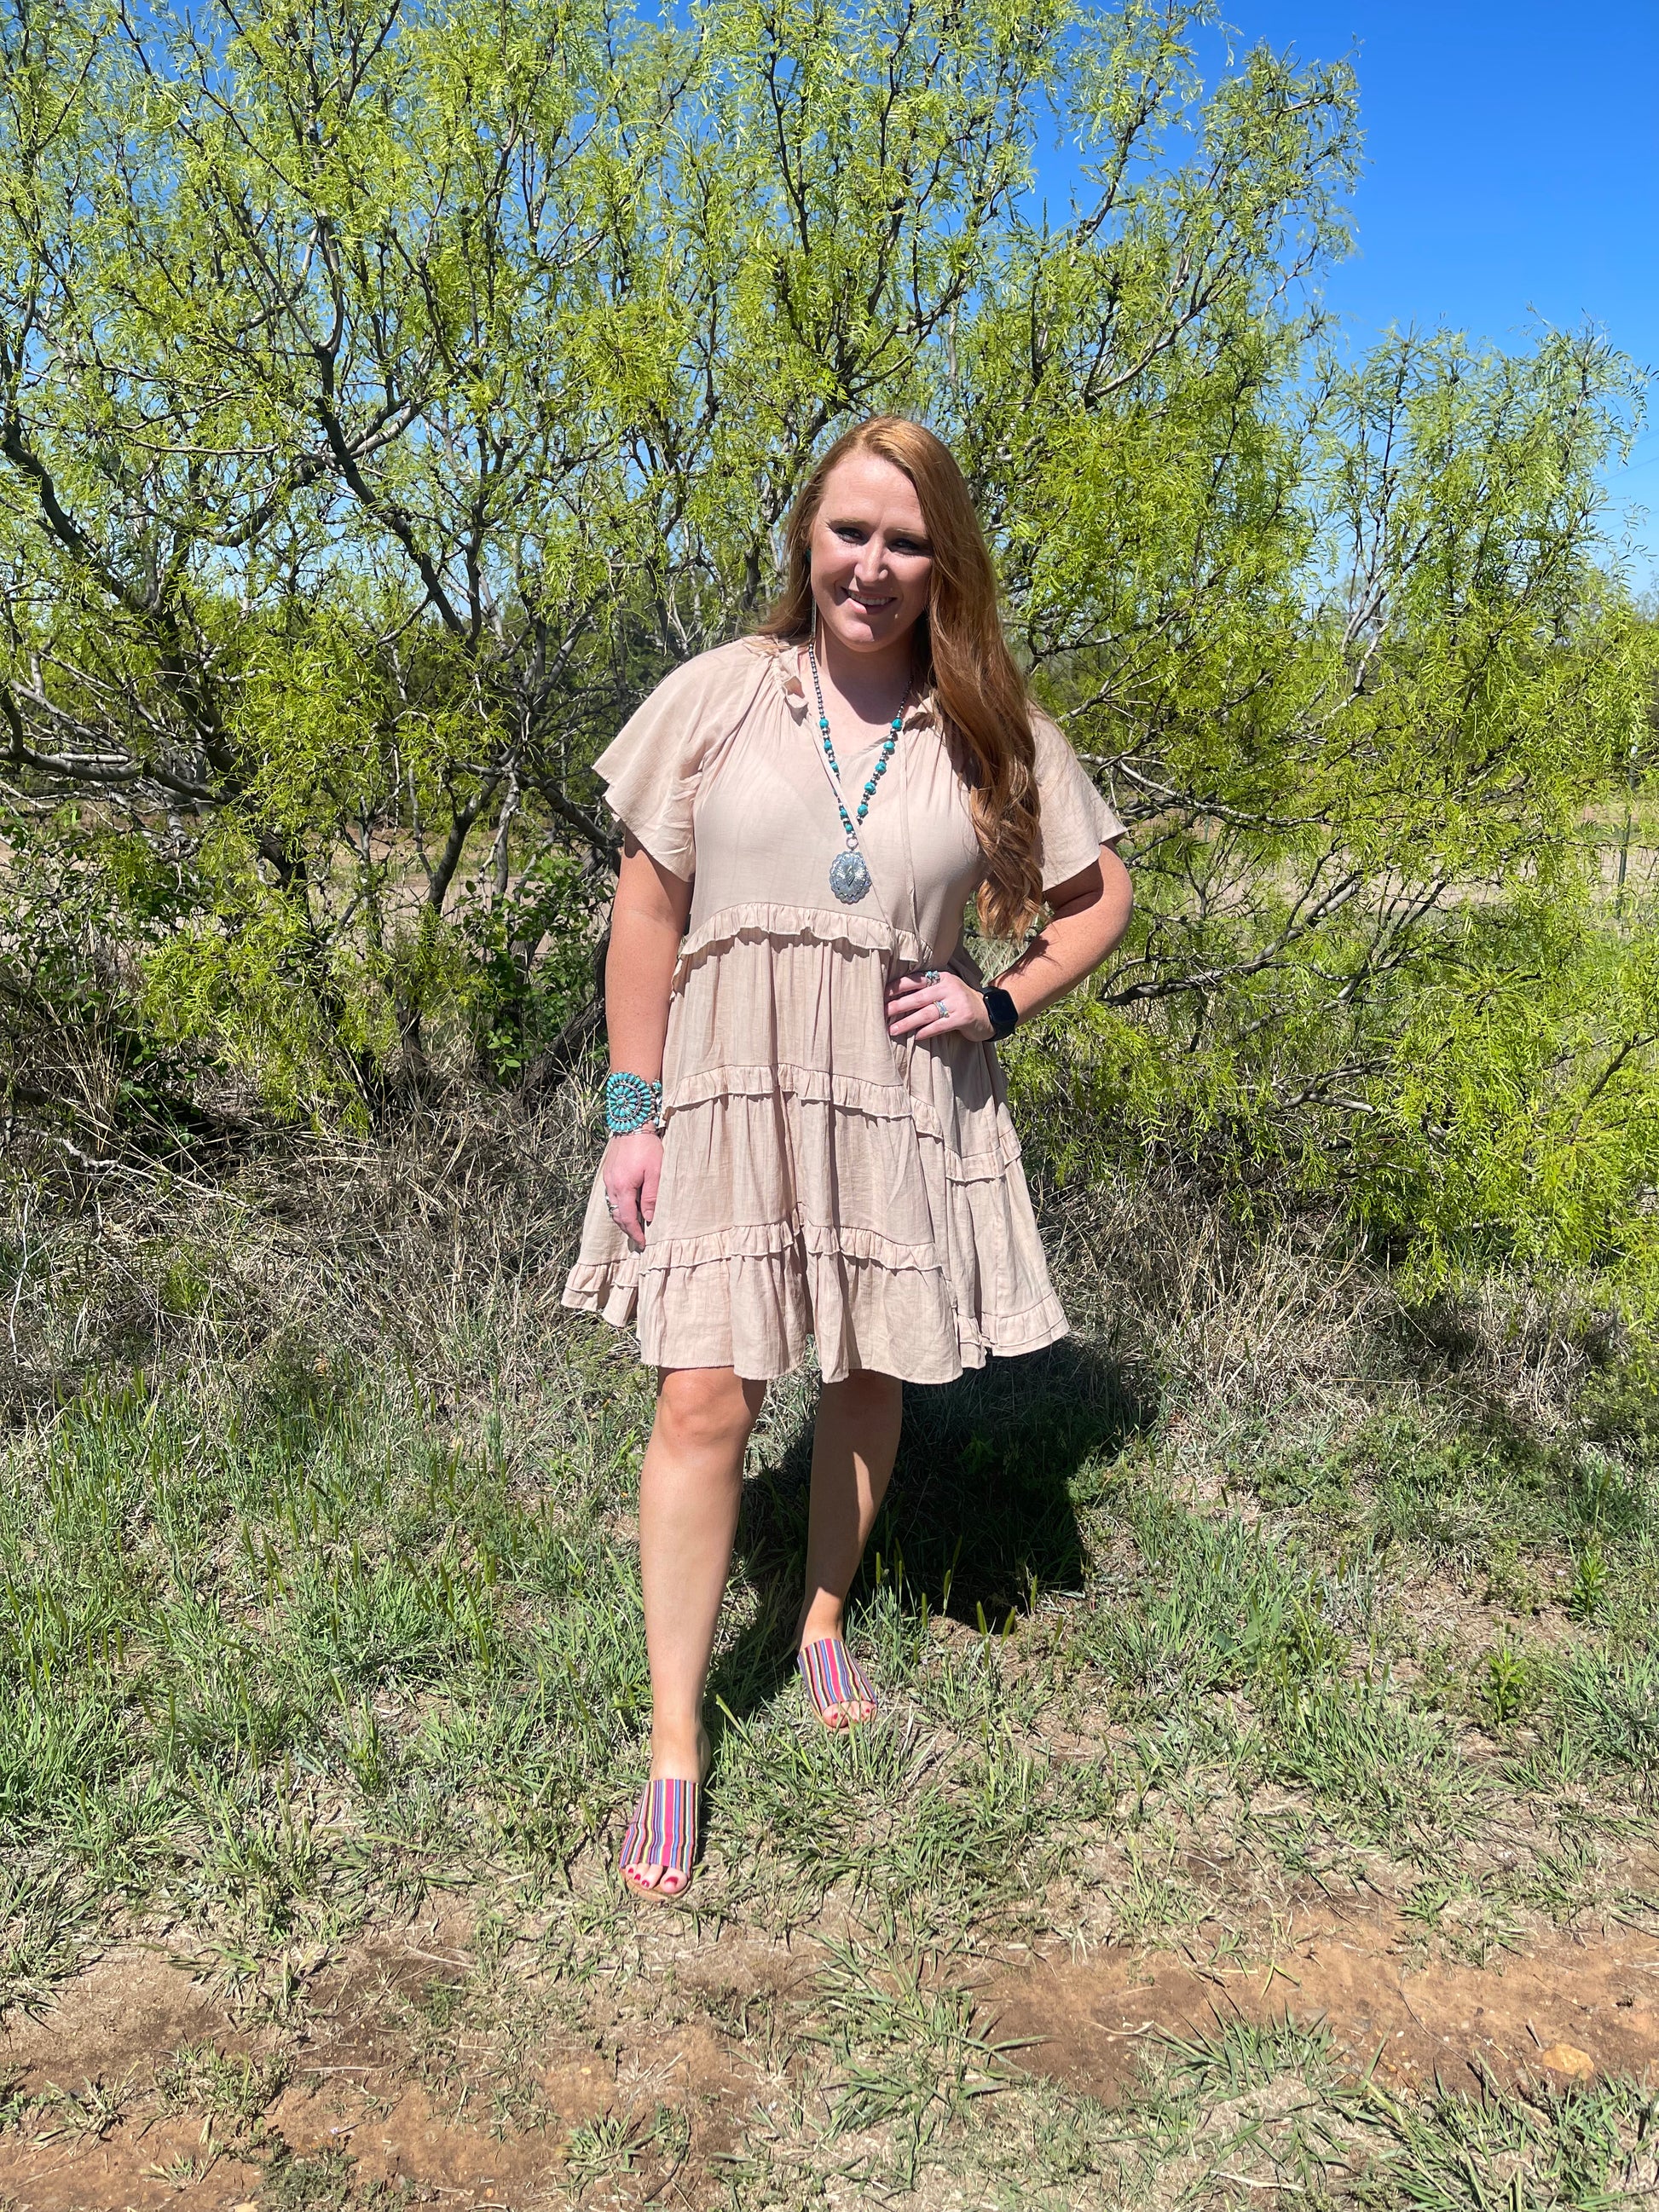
1, 0, 1655, 1304
0, 0, 1363, 1094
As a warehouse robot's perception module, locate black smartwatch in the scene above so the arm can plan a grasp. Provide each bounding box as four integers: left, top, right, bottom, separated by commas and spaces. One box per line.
980, 984, 1020, 1041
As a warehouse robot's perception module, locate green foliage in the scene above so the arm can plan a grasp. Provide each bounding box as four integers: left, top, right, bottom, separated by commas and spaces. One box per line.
1478, 1634, 1537, 1729
452, 845, 605, 1083
0, 0, 1655, 1311
1366, 894, 1659, 1300
1567, 1540, 1610, 1622
1354, 2071, 1658, 2211
0, 801, 208, 1138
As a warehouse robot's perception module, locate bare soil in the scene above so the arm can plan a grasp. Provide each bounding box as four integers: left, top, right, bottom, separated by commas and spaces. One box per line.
0, 1893, 771, 2212
990, 1897, 1659, 2105
3, 1896, 1656, 2210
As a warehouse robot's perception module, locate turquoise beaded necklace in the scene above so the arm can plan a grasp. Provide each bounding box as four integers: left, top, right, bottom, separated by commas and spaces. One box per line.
805, 643, 904, 905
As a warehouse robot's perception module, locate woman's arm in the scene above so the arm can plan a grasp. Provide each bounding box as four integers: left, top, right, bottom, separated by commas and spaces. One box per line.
985, 842, 1133, 1020
886, 842, 1132, 1044
603, 835, 693, 1249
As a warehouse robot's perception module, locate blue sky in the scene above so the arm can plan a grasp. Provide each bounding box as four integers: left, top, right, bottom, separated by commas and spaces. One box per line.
1052, 2, 1659, 591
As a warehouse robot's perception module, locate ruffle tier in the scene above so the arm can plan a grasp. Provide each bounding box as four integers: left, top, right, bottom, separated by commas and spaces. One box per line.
560, 903, 1068, 1384
670, 900, 932, 993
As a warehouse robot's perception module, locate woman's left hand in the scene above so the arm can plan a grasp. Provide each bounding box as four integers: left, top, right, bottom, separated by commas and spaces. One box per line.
886, 967, 995, 1043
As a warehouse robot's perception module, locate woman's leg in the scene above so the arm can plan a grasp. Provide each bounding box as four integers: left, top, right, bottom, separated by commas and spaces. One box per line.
797, 1370, 904, 1724
630, 1364, 766, 1893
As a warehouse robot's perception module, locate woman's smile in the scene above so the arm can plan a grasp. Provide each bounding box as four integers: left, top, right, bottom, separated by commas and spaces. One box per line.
806, 451, 936, 662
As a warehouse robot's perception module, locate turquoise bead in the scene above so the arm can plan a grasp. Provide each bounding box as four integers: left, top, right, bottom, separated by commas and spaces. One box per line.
804, 649, 907, 872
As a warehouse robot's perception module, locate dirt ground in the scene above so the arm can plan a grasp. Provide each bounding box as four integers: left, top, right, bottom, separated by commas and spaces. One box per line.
987, 1899, 1659, 2105
3, 1893, 1655, 2212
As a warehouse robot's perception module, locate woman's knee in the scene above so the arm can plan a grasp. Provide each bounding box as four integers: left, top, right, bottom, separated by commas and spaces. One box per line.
656, 1366, 765, 1457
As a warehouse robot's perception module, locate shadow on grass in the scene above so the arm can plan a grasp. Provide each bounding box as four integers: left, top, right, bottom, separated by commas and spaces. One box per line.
708, 1332, 1156, 1724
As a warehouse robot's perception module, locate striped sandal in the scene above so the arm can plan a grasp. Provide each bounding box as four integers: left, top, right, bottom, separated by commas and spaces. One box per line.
618, 1774, 701, 1900
797, 1635, 877, 1729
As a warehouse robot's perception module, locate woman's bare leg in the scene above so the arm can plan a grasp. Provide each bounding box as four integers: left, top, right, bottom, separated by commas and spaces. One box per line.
630, 1364, 766, 1892
796, 1370, 904, 1724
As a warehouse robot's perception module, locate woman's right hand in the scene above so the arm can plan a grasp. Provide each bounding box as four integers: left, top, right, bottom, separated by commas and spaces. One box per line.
603, 1127, 664, 1250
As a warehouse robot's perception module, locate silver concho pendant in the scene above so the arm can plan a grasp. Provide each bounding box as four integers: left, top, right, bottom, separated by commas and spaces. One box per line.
829, 849, 871, 904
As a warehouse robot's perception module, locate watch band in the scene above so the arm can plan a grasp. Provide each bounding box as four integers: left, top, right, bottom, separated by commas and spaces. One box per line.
980, 985, 1020, 1040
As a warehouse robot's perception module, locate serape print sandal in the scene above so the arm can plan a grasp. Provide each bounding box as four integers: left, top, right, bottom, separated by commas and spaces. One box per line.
618, 1775, 701, 1900
797, 1635, 878, 1729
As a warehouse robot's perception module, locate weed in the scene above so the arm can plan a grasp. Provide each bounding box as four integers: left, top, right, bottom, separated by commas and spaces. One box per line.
1480, 1634, 1538, 1729
30, 2069, 138, 2143
1353, 2072, 1659, 2209
1568, 1539, 1611, 1621
257, 2140, 384, 2209
154, 2041, 290, 2124
564, 2109, 645, 2186
1540, 1646, 1659, 1782
1157, 2014, 1338, 2097
808, 1925, 1015, 2188
2, 1126, 1656, 2207
0, 1863, 94, 2022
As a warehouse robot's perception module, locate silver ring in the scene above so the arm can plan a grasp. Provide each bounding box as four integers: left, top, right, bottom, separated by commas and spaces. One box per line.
923, 968, 940, 984
936, 998, 948, 1018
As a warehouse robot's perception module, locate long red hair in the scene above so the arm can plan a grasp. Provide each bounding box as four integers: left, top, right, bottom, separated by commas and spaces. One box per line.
754, 417, 1043, 939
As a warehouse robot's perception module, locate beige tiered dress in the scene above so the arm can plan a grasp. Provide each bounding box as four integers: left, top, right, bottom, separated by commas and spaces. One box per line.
560, 636, 1124, 1384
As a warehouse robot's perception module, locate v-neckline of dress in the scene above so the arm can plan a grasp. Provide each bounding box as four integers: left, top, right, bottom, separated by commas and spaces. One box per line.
770, 638, 939, 745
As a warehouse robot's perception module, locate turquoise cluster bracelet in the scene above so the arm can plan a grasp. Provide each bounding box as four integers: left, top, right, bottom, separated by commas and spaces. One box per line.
604, 1070, 662, 1135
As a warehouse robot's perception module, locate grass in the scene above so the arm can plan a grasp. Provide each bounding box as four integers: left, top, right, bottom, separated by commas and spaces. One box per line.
0, 1094, 1656, 2205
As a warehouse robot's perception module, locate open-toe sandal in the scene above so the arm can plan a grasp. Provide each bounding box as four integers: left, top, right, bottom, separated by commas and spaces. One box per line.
618, 1772, 702, 1901
796, 1635, 877, 1729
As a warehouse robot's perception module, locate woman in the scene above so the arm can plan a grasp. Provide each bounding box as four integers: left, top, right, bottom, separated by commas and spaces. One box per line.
563, 417, 1132, 1897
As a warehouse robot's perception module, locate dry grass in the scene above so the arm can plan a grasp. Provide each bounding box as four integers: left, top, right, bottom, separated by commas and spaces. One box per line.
0, 1082, 1656, 2209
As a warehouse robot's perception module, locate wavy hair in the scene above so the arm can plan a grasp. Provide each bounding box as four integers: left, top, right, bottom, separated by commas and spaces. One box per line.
754, 417, 1043, 939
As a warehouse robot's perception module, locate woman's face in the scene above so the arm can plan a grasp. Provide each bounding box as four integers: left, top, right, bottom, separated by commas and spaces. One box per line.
806, 453, 934, 659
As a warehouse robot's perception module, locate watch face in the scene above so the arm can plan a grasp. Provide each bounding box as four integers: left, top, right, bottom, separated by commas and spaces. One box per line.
984, 986, 1018, 1037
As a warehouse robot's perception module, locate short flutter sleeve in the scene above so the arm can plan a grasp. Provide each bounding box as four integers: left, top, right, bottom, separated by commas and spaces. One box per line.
591, 647, 756, 879
1031, 711, 1126, 893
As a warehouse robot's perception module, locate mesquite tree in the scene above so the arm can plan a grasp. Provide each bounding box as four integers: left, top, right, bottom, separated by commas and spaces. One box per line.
2, 0, 1655, 1288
